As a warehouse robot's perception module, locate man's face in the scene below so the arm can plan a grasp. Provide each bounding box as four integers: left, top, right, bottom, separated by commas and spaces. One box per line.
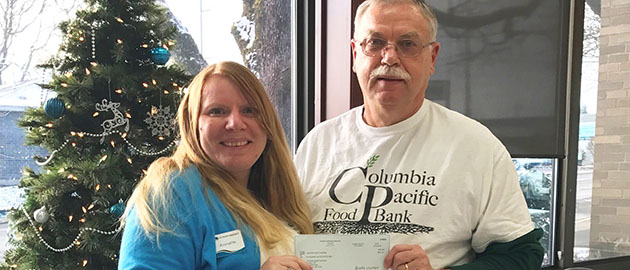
352, 3, 440, 119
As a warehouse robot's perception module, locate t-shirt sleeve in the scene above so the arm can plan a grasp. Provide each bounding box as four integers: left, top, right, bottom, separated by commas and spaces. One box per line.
118, 175, 212, 269
470, 142, 535, 253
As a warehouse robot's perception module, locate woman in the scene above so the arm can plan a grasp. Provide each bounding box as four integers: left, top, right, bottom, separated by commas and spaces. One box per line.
119, 61, 313, 270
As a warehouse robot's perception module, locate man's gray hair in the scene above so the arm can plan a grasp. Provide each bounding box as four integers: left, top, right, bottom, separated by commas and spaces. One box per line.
354, 0, 438, 42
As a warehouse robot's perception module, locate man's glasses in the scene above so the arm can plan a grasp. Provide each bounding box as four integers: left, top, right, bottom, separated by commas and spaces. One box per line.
355, 37, 435, 58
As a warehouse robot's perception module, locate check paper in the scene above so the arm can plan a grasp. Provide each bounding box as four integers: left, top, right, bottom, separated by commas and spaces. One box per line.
295, 234, 389, 270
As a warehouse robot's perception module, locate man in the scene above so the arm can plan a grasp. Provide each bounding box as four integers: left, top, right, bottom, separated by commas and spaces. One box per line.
294, 0, 545, 269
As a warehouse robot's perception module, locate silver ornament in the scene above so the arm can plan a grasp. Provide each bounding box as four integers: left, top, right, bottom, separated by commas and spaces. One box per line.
34, 206, 49, 223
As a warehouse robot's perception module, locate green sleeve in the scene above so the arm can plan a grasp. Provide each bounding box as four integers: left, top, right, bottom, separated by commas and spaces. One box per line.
449, 228, 545, 270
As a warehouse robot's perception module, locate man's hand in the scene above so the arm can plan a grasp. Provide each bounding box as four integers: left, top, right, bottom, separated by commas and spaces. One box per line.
384, 244, 438, 270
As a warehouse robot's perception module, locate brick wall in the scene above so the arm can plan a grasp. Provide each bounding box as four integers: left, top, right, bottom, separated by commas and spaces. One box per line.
0, 111, 47, 186
591, 0, 630, 253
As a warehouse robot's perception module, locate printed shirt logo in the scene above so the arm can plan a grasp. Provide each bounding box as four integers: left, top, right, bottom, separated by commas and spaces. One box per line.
314, 154, 436, 235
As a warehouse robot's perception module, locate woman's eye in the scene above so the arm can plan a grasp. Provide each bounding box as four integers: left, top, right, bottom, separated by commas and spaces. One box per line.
208, 107, 227, 116
241, 106, 258, 116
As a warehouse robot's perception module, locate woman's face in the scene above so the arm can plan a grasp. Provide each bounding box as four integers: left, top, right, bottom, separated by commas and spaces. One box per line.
197, 75, 267, 185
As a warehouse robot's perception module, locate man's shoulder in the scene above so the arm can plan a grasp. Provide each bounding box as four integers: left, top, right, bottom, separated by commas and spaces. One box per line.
301, 107, 359, 140
425, 100, 501, 147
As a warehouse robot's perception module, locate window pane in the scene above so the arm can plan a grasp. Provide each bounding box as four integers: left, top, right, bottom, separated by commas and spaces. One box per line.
427, 0, 567, 157
574, 0, 630, 262
513, 158, 556, 267
166, 0, 295, 148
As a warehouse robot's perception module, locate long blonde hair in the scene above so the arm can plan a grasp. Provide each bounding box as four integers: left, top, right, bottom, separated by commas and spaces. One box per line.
122, 61, 313, 250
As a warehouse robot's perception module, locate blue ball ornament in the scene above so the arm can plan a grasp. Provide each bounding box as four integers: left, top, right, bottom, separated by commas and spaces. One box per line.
44, 97, 65, 118
110, 202, 125, 217
151, 47, 170, 65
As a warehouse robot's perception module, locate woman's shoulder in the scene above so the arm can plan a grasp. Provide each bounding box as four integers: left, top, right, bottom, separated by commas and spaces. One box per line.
166, 165, 214, 206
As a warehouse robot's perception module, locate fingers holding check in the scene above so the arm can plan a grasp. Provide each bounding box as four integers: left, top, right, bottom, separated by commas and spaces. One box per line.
260, 255, 312, 270
384, 244, 434, 270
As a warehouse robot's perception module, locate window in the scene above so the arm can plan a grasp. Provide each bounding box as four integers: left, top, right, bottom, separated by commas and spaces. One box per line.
0, 0, 296, 263
513, 158, 556, 267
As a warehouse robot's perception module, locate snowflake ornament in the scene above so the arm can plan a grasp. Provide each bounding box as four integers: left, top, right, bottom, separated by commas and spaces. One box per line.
144, 105, 175, 137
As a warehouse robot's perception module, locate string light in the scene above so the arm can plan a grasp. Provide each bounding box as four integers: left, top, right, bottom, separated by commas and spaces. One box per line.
163, 90, 169, 94
116, 39, 123, 44
69, 215, 73, 222
142, 82, 149, 88
125, 112, 132, 118
82, 206, 87, 214
141, 43, 148, 48
158, 136, 165, 141
65, 72, 72, 78
115, 88, 123, 94
127, 158, 133, 164
71, 142, 77, 147
90, 62, 98, 67
88, 204, 95, 210
95, 184, 100, 191
45, 123, 54, 128
79, 36, 85, 42
75, 241, 80, 246
110, 140, 116, 147
152, 79, 157, 85
85, 68, 91, 75
60, 82, 69, 87
38, 226, 43, 232
20, 207, 121, 253
99, 155, 108, 162
79, 218, 86, 223
172, 82, 178, 87
92, 112, 99, 117
82, 260, 88, 267
121, 132, 127, 138
151, 106, 158, 115
58, 168, 65, 173
116, 17, 124, 23
107, 184, 112, 189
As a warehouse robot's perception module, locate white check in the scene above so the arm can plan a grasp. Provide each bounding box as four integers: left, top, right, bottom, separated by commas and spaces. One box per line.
295, 234, 389, 270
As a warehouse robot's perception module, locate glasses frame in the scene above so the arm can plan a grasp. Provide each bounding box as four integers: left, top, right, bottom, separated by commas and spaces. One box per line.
353, 38, 435, 58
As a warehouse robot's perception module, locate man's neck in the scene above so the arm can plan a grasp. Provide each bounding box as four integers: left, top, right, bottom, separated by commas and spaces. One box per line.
362, 100, 424, 127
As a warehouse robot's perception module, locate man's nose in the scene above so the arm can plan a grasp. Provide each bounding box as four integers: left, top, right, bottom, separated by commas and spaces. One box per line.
225, 112, 246, 130
381, 44, 401, 66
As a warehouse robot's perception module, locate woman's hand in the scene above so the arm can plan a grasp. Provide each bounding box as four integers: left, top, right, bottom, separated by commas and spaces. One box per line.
260, 255, 312, 270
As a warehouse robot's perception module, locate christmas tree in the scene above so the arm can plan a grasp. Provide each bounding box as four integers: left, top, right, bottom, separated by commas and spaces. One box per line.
1, 0, 191, 269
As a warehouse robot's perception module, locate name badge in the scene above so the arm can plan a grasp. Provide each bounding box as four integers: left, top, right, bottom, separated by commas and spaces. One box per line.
215, 229, 245, 253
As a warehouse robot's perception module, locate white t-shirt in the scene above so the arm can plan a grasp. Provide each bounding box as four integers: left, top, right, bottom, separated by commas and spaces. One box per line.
294, 100, 534, 269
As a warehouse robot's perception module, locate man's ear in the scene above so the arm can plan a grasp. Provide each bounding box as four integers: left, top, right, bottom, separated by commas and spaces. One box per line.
430, 41, 440, 74
351, 40, 357, 73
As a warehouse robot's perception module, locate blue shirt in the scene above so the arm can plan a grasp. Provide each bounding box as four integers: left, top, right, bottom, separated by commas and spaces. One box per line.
119, 166, 260, 269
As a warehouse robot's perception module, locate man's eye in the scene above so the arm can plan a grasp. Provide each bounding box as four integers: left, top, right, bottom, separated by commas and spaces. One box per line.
399, 40, 418, 49
367, 38, 386, 47
208, 108, 227, 116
